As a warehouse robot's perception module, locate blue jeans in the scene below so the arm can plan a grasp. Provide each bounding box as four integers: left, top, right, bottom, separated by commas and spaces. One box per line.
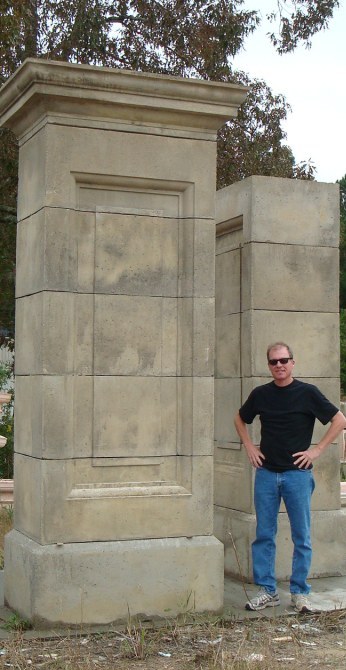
253, 467, 315, 595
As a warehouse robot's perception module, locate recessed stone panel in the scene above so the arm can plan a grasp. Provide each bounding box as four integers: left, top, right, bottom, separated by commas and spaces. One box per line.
215, 313, 241, 378
193, 220, 215, 298
177, 377, 214, 456
17, 123, 217, 220
93, 376, 177, 458
215, 248, 240, 317
214, 446, 252, 512
93, 295, 176, 376
94, 212, 179, 297
13, 454, 215, 544
312, 444, 341, 511
214, 378, 241, 444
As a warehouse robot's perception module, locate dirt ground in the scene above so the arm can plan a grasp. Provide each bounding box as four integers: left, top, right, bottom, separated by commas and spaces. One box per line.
0, 609, 345, 670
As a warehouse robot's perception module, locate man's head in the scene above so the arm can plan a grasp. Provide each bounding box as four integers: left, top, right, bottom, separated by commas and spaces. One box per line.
267, 342, 295, 386
267, 341, 293, 361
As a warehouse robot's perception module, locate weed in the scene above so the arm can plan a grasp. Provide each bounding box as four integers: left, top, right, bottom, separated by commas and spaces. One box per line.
341, 462, 346, 481
4, 612, 32, 632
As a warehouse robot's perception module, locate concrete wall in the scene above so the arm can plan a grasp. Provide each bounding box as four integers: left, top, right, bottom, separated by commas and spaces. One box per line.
214, 175, 346, 580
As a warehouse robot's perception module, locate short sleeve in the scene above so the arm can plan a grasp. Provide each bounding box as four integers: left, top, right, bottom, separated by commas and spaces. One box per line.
309, 386, 339, 425
239, 389, 258, 424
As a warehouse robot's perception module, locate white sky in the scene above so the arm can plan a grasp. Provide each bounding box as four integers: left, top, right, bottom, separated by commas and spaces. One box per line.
232, 0, 346, 184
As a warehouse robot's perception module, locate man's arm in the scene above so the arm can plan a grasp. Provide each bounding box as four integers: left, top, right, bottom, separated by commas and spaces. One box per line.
293, 410, 346, 469
234, 412, 265, 468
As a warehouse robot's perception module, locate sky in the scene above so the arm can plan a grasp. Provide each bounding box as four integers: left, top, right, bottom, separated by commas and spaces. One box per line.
232, 0, 346, 184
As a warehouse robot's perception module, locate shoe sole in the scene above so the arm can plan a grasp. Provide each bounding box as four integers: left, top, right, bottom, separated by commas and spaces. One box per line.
292, 605, 317, 614
245, 600, 280, 611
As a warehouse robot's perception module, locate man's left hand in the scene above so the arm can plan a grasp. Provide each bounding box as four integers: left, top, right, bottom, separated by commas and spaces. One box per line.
293, 446, 322, 469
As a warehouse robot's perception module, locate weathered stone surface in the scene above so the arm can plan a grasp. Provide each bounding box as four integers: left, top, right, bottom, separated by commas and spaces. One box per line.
93, 376, 177, 457
214, 377, 241, 444
16, 124, 218, 222
216, 176, 339, 247
5, 531, 224, 626
13, 453, 215, 544
0, 59, 248, 622
215, 507, 346, 581
215, 313, 241, 378
241, 242, 339, 313
15, 292, 94, 375
214, 447, 253, 512
215, 247, 240, 316
241, 310, 339, 379
214, 175, 343, 581
14, 375, 93, 459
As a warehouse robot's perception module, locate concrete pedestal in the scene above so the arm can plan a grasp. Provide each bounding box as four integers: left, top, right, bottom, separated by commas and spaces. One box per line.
5, 531, 224, 627
0, 59, 247, 624
214, 176, 345, 580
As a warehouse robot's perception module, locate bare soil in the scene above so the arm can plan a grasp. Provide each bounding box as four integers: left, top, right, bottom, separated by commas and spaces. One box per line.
0, 609, 345, 670
0, 509, 345, 668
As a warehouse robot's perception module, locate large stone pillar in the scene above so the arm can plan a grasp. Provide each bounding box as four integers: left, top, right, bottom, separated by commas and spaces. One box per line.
0, 59, 247, 626
214, 175, 346, 581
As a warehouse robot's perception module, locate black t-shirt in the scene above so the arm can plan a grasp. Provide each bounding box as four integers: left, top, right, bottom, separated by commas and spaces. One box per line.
239, 379, 338, 472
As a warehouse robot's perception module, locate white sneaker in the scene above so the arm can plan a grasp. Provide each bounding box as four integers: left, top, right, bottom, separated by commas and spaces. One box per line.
291, 594, 315, 613
245, 587, 280, 611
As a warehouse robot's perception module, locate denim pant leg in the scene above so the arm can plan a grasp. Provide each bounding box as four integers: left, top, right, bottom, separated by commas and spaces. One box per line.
281, 469, 315, 595
253, 468, 281, 594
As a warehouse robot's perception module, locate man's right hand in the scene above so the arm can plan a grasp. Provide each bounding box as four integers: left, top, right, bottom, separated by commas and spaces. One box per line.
245, 443, 265, 468
234, 411, 265, 468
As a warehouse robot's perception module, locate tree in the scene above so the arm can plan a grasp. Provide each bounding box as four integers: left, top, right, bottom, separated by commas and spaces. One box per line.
0, 363, 14, 478
338, 175, 346, 308
0, 0, 339, 340
0, 1, 339, 82
217, 73, 316, 188
338, 175, 346, 396
268, 0, 339, 53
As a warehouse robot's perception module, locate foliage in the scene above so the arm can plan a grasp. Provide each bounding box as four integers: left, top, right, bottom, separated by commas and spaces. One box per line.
0, 124, 18, 345
341, 309, 346, 397
0, 363, 14, 479
217, 72, 315, 188
0, 0, 339, 340
338, 175, 346, 309
0, 203, 16, 348
268, 0, 339, 54
0, 1, 339, 81
4, 612, 32, 631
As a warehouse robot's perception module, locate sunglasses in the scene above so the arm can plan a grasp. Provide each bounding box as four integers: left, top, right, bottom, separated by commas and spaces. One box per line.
268, 357, 293, 366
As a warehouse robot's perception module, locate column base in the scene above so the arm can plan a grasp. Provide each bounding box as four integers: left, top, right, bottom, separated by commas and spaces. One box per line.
4, 531, 224, 627
214, 506, 346, 581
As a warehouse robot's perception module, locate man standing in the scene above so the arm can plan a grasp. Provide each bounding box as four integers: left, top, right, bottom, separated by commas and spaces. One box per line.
234, 342, 346, 613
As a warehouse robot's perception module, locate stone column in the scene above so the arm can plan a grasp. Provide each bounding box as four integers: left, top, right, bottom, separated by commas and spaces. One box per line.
0, 59, 246, 626
214, 175, 346, 580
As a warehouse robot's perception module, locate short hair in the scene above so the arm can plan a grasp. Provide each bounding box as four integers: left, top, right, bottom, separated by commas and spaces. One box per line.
266, 341, 294, 361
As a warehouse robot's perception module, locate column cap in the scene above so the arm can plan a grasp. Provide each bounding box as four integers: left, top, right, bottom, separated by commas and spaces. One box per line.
0, 58, 248, 137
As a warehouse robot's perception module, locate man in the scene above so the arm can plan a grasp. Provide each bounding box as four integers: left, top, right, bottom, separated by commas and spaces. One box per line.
234, 342, 346, 613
